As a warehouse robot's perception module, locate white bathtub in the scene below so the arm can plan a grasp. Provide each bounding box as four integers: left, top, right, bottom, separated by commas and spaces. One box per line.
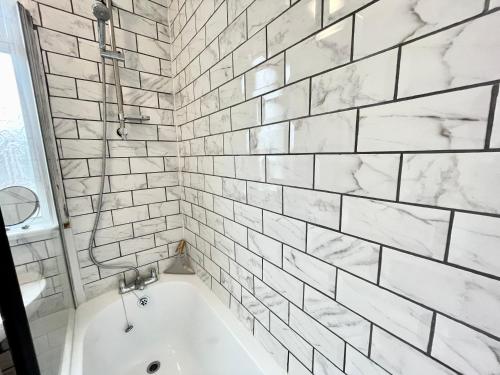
70, 274, 285, 375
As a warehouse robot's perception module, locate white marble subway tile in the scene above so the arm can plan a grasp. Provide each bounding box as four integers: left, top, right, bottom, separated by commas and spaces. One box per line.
230, 296, 254, 331
432, 315, 500, 375
206, 2, 228, 44
130, 158, 164, 173
134, 0, 168, 24
221, 270, 242, 300
400, 152, 500, 214
225, 220, 248, 247
284, 246, 337, 299
283, 187, 340, 229
342, 196, 450, 259
380, 247, 500, 338
290, 110, 356, 153
133, 217, 167, 237
323, 0, 372, 26
230, 259, 254, 291
40, 5, 94, 39
235, 244, 261, 277
133, 188, 166, 205
267, 0, 321, 57
195, 0, 215, 30
270, 313, 313, 369
205, 175, 223, 195
254, 321, 288, 370
109, 174, 147, 192
248, 230, 282, 267
235, 155, 266, 182
337, 271, 433, 350
358, 87, 491, 152
288, 354, 313, 375
247, 0, 289, 37
264, 211, 306, 251
354, 0, 483, 59
63, 177, 109, 198
398, 12, 500, 98
108, 141, 147, 157
314, 351, 344, 375
448, 212, 500, 277
246, 53, 285, 98
210, 109, 232, 134
91, 191, 133, 211
60, 159, 88, 179
286, 18, 352, 84
250, 122, 289, 154
61, 139, 102, 159
219, 76, 245, 109
137, 35, 170, 60
491, 94, 500, 148
223, 178, 246, 203
149, 201, 180, 218
254, 278, 289, 322
94, 224, 134, 247
266, 155, 314, 188
227, 0, 253, 23
211, 246, 230, 271
38, 26, 78, 57
201, 91, 220, 116
88, 158, 130, 176
224, 129, 250, 154
264, 260, 304, 306
345, 345, 389, 375
53, 119, 78, 139
219, 12, 247, 57
307, 225, 380, 283
242, 288, 270, 328
47, 75, 76, 98
290, 305, 345, 368
262, 79, 310, 124
315, 154, 400, 200
311, 49, 397, 114
247, 181, 282, 213
371, 327, 456, 375
304, 286, 371, 354
112, 205, 150, 226
50, 97, 100, 120
231, 97, 262, 130
205, 134, 224, 155
210, 55, 233, 88
234, 202, 262, 232
124, 51, 160, 75
214, 156, 235, 177
214, 196, 235, 220
233, 28, 267, 76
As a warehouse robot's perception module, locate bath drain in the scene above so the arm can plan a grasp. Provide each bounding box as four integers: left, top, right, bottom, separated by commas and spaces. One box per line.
147, 361, 160, 374
138, 296, 150, 307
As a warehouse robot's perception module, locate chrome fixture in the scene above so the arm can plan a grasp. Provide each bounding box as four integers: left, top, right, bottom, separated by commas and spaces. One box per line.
119, 269, 158, 294
87, 0, 149, 289
91, 1, 110, 50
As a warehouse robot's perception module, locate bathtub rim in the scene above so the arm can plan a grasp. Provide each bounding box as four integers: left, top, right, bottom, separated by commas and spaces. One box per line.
69, 273, 286, 375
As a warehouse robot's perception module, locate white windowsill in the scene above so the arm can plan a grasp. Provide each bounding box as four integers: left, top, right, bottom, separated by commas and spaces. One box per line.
6, 221, 59, 244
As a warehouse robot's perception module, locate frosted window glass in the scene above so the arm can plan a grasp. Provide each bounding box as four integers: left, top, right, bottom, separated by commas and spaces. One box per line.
0, 51, 37, 192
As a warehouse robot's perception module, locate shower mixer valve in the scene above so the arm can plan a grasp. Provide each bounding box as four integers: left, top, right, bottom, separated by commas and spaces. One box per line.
119, 269, 158, 294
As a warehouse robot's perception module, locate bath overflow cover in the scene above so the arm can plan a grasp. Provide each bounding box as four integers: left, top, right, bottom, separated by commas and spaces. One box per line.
147, 361, 160, 374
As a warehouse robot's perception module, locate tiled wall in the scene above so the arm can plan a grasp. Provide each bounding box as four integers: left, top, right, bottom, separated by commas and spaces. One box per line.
171, 0, 500, 374
19, 0, 182, 299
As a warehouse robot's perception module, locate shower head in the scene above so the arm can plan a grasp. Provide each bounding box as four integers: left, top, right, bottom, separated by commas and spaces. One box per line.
92, 1, 111, 21
92, 1, 111, 50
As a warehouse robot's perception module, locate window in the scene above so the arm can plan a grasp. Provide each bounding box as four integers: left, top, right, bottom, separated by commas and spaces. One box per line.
0, 0, 56, 233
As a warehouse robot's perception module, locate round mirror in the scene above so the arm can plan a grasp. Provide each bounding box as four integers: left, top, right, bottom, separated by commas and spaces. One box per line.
0, 186, 39, 227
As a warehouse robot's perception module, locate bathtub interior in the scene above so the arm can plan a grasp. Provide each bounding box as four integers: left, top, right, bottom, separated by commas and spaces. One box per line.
80, 280, 269, 375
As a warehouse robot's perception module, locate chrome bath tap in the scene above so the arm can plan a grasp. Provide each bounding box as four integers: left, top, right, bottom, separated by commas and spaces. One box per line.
119, 269, 158, 294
